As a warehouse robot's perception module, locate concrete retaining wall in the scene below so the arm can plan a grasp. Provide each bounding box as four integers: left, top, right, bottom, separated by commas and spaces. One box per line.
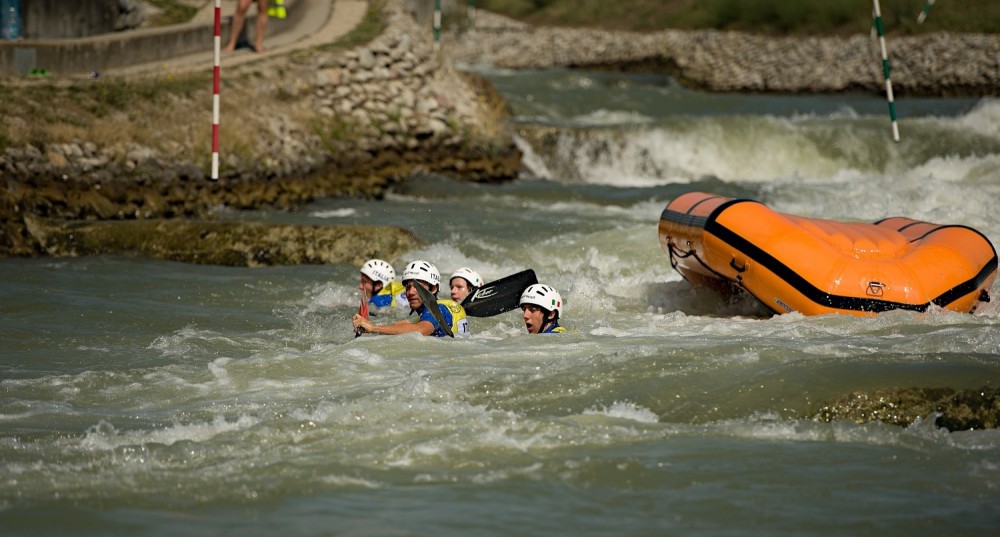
22, 0, 119, 39
0, 0, 305, 76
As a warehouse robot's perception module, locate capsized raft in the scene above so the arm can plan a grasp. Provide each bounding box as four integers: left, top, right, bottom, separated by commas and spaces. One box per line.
659, 192, 997, 316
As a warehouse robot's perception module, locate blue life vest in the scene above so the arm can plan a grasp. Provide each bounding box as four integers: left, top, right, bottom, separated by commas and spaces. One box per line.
416, 299, 470, 337
541, 322, 565, 334
369, 281, 407, 311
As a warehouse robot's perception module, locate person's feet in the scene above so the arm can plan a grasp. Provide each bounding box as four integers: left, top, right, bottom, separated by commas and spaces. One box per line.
223, 43, 261, 54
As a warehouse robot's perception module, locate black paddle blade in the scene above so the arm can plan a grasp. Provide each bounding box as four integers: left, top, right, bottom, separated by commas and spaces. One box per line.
413, 283, 454, 337
461, 269, 537, 317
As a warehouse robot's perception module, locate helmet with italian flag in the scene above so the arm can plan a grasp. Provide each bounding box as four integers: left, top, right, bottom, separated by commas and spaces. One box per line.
519, 284, 562, 317
402, 260, 441, 287
360, 259, 395, 286
450, 267, 484, 288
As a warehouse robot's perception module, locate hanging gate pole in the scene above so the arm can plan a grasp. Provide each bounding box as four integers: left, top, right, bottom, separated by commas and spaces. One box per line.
433, 0, 441, 51
872, 0, 900, 143
917, 0, 936, 24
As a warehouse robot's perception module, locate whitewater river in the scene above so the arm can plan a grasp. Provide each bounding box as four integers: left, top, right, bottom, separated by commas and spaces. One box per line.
2, 67, 999, 535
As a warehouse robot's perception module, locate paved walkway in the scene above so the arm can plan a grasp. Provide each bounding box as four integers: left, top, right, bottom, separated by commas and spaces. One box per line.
112, 0, 368, 76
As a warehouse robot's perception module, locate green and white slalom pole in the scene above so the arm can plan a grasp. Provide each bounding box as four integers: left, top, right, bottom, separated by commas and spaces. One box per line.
433, 0, 441, 51
872, 0, 900, 142
468, 0, 476, 30
917, 0, 935, 24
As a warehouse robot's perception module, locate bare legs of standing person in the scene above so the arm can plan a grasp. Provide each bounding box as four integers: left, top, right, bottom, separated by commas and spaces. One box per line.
252, 0, 268, 53
223, 0, 269, 53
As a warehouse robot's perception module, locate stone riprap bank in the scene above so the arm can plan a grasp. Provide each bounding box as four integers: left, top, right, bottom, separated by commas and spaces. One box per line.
451, 11, 1000, 96
1, 1, 520, 258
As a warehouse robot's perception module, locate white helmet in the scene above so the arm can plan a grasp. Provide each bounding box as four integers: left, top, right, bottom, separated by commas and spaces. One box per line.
360, 259, 395, 286
450, 267, 484, 288
402, 260, 441, 287
519, 284, 563, 317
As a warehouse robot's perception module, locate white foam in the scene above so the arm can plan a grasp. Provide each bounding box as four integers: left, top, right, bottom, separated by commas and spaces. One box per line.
571, 108, 654, 126
955, 98, 1000, 137
583, 401, 660, 423
309, 208, 357, 218
319, 474, 383, 488
80, 415, 260, 450
515, 134, 553, 179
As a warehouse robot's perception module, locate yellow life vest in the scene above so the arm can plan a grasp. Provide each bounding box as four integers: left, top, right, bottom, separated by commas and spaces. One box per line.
370, 280, 407, 310
418, 298, 470, 337
439, 298, 470, 336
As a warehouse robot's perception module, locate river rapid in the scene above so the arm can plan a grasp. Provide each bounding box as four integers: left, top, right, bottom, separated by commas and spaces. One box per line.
2, 68, 999, 535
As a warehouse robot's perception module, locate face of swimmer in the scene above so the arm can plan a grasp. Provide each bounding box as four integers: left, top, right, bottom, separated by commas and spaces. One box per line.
450, 277, 474, 302
521, 304, 555, 334
359, 273, 382, 297
403, 279, 436, 310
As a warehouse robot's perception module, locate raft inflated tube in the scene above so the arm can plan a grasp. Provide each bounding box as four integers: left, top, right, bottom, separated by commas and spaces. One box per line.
659, 192, 998, 316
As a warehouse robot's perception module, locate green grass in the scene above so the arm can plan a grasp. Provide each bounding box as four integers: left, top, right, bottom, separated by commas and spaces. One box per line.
144, 0, 200, 26
478, 0, 1000, 35
76, 74, 209, 116
310, 115, 358, 154
0, 72, 216, 153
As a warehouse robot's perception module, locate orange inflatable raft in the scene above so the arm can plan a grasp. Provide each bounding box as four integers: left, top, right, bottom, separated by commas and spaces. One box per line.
658, 192, 997, 316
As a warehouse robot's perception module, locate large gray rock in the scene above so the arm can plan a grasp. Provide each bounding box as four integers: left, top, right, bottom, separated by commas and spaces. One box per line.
23, 215, 420, 267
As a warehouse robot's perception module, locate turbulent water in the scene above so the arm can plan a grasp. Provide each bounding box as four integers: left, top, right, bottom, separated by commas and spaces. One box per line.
2, 67, 999, 535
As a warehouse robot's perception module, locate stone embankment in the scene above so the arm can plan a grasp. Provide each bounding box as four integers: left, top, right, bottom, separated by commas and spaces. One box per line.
0, 1, 520, 260
5, 4, 998, 261
452, 11, 1000, 96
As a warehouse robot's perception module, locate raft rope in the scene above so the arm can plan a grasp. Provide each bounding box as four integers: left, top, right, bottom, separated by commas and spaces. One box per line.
211, 0, 221, 180
872, 0, 900, 143
667, 243, 732, 287
917, 0, 935, 24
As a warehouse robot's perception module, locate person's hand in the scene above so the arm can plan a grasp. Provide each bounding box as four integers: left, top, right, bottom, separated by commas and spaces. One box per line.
352, 313, 370, 334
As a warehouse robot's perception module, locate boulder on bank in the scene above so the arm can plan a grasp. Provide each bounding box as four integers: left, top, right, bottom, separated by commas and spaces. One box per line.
24, 215, 419, 267
813, 386, 1000, 431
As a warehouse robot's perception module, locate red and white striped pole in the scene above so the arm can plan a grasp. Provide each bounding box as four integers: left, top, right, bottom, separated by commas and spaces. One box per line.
211, 0, 221, 180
